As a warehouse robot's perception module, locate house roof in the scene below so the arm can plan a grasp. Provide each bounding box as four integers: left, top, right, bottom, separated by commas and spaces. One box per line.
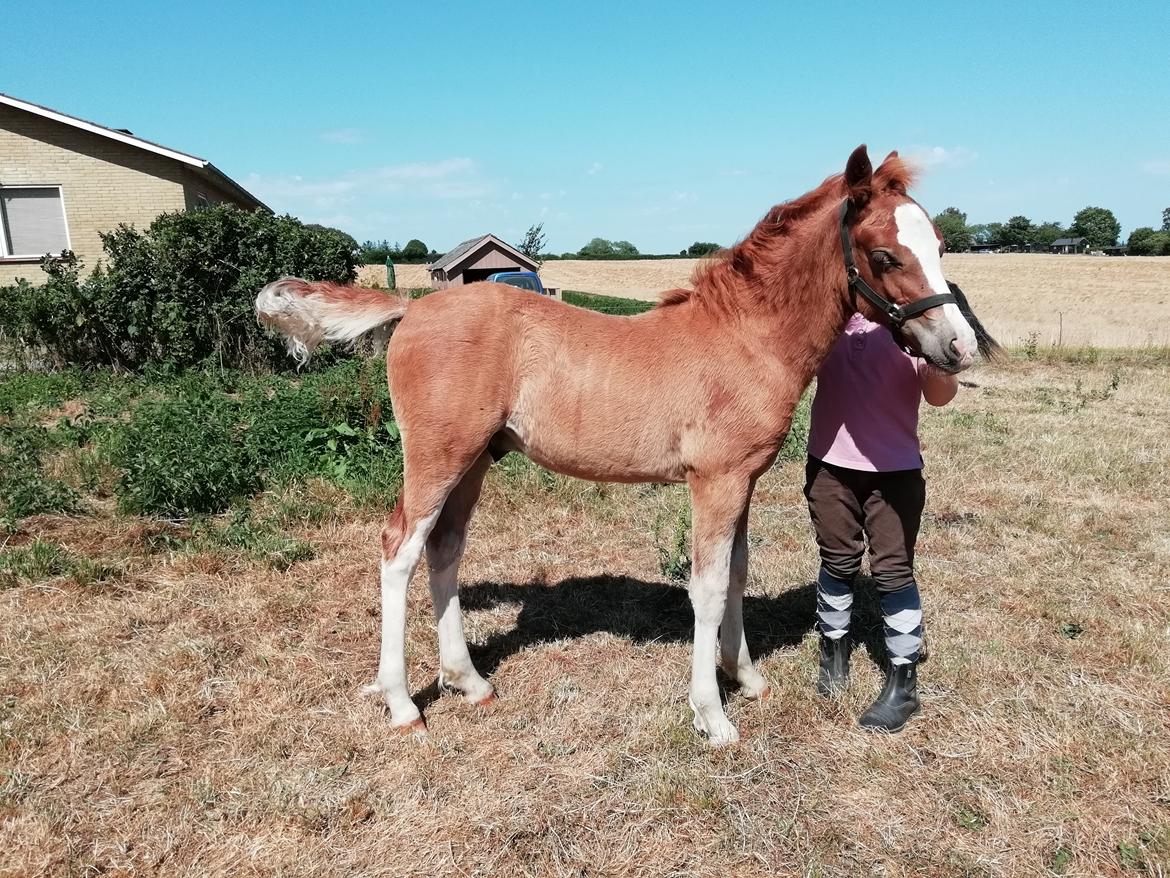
430, 233, 537, 273
0, 92, 269, 212
1051, 237, 1087, 246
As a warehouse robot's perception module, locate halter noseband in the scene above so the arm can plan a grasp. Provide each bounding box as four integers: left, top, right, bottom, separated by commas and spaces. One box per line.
838, 198, 956, 327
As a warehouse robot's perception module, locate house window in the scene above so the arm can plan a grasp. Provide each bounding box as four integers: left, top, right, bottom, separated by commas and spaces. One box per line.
0, 186, 71, 258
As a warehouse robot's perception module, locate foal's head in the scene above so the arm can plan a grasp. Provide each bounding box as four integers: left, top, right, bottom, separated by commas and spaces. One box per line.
839, 145, 978, 372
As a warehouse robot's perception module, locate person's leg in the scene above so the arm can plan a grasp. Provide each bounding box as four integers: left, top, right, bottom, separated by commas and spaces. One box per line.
804, 458, 866, 695
859, 468, 927, 731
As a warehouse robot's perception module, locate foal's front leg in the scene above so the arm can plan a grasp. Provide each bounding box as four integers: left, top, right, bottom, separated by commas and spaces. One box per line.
687, 475, 753, 745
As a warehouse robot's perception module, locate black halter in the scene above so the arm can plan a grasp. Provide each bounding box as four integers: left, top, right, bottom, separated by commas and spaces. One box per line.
838, 198, 956, 327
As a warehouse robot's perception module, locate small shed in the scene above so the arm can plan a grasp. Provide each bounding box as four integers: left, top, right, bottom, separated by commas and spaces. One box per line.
1050, 237, 1088, 255
428, 234, 538, 289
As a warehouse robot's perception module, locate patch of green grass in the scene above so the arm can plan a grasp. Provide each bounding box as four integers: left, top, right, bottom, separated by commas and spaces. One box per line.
1049, 846, 1074, 873
949, 410, 1011, 443
654, 502, 691, 583
1034, 369, 1124, 413
0, 539, 75, 588
196, 507, 315, 571
952, 803, 989, 832
1118, 826, 1170, 873
562, 290, 655, 316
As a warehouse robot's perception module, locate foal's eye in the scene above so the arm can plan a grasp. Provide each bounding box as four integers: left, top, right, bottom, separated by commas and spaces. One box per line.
871, 249, 898, 269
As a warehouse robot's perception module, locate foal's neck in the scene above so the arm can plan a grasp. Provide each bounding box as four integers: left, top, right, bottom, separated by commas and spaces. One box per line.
722, 202, 852, 389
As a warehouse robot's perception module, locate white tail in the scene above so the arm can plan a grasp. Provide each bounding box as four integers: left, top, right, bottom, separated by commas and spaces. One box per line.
255, 277, 409, 365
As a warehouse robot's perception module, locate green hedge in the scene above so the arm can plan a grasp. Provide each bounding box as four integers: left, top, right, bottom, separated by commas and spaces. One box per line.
562, 290, 656, 316
0, 206, 358, 371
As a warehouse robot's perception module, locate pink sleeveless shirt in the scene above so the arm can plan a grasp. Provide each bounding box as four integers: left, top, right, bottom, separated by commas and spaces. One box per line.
806, 313, 924, 472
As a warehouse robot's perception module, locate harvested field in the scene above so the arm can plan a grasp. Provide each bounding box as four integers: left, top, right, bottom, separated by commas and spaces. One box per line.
359, 255, 1170, 348
3, 354, 1169, 876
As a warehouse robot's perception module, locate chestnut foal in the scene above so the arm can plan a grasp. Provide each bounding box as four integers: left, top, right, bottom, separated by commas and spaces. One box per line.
257, 145, 978, 745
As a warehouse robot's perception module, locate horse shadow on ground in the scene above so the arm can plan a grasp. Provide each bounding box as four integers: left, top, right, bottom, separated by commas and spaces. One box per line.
413, 573, 894, 709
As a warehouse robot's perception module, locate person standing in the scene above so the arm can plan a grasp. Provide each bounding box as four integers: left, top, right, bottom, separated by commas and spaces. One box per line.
804, 311, 959, 732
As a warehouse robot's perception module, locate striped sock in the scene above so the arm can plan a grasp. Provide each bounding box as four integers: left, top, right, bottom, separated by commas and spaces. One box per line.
880, 582, 924, 666
816, 568, 854, 640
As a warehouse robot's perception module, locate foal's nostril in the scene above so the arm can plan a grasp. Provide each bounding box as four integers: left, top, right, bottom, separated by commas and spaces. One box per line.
947, 337, 961, 359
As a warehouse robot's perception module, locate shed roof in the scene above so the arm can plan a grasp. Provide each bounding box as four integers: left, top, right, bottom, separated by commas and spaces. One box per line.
430, 233, 537, 273
0, 92, 269, 212
1051, 237, 1087, 246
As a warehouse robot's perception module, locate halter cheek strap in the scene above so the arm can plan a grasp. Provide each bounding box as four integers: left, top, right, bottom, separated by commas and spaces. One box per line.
838, 198, 956, 327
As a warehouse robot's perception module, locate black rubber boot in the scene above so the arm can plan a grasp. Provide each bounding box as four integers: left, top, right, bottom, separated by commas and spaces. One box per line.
816, 636, 851, 697
859, 661, 921, 732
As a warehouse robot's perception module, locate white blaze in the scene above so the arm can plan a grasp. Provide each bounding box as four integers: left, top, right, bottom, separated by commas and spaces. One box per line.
894, 203, 978, 355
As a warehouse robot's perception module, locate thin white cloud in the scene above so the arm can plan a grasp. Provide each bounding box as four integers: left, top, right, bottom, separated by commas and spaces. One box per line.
244, 158, 485, 204
587, 162, 604, 176
911, 145, 978, 168
320, 128, 366, 145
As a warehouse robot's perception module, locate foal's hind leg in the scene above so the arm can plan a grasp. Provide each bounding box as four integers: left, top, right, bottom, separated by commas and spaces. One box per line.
687, 474, 753, 746
719, 509, 771, 700
427, 451, 494, 705
362, 493, 443, 731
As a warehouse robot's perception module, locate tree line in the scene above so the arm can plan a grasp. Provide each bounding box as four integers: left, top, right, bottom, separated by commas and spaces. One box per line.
933, 206, 1170, 255
356, 223, 723, 265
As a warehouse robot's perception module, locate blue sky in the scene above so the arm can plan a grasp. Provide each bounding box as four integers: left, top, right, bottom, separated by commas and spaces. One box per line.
6, 0, 1169, 252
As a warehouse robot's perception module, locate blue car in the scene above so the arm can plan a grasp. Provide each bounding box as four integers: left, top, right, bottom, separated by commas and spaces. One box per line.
487, 271, 548, 295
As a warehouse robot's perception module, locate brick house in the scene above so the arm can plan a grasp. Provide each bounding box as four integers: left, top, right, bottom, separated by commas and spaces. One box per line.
0, 93, 267, 285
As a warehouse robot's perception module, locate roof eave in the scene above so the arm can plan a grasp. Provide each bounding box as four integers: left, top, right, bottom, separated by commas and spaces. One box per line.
195, 163, 270, 213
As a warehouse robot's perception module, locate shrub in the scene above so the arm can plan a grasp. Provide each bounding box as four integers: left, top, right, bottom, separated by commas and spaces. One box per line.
108, 383, 259, 516
0, 206, 358, 370
777, 392, 812, 462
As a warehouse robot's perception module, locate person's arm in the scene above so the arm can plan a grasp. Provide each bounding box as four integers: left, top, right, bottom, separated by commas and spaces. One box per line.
919, 361, 959, 407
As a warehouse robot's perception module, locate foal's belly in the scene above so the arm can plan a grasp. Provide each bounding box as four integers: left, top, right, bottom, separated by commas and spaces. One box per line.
501, 411, 689, 484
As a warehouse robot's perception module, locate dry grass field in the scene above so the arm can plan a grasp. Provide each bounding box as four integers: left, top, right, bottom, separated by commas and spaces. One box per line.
3, 352, 1169, 877
358, 255, 1170, 349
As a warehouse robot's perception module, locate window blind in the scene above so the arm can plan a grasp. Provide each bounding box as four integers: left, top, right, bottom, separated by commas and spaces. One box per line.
2, 188, 69, 257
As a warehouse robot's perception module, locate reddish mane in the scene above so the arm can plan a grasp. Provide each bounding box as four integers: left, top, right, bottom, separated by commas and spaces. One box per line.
662, 154, 919, 315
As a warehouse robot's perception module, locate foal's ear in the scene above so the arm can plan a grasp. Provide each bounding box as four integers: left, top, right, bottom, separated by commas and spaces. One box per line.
844, 144, 873, 204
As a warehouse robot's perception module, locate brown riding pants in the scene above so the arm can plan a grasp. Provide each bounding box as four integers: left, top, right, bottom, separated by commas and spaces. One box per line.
803, 456, 925, 592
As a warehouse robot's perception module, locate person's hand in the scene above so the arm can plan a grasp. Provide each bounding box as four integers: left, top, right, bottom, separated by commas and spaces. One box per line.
919, 361, 959, 406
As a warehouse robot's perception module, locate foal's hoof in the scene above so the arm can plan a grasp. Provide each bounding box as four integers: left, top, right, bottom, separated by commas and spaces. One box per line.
473, 690, 498, 707
688, 698, 741, 747
396, 717, 428, 736
752, 685, 773, 701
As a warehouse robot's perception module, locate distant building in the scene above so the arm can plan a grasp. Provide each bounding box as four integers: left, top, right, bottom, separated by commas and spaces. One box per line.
1050, 237, 1089, 255
1, 93, 267, 285
428, 234, 539, 289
